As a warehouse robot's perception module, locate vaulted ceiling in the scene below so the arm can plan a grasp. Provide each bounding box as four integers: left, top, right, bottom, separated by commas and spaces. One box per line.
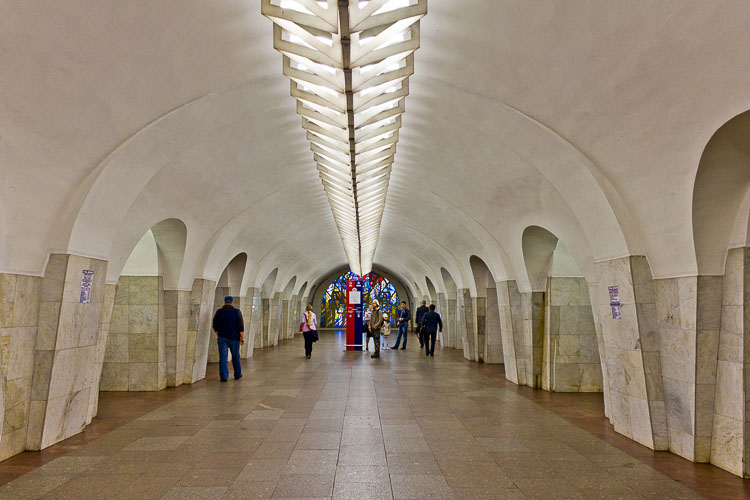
1, 1, 749, 296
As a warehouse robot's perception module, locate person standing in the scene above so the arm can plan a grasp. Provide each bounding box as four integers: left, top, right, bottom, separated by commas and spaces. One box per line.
414, 300, 428, 348
420, 304, 443, 357
393, 301, 410, 350
301, 304, 318, 359
363, 305, 373, 352
212, 296, 245, 382
369, 300, 384, 358
381, 314, 391, 349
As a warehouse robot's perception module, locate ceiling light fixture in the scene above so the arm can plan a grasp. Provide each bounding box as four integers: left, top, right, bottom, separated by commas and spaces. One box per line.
263, 0, 426, 276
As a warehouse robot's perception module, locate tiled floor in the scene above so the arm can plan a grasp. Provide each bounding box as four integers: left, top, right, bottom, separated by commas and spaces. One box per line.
1, 331, 748, 499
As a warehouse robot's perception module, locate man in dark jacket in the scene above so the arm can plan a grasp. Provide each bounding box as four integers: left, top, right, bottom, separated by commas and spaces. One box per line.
420, 304, 442, 357
369, 300, 384, 358
414, 300, 429, 348
212, 296, 245, 381
393, 301, 410, 350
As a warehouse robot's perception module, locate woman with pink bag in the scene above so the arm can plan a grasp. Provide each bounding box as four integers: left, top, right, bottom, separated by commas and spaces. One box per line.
300, 304, 318, 359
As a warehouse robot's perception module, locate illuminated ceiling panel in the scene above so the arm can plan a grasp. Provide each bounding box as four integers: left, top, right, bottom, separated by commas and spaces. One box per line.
263, 0, 426, 276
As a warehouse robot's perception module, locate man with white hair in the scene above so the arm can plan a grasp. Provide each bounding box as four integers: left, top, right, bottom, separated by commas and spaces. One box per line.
368, 299, 384, 358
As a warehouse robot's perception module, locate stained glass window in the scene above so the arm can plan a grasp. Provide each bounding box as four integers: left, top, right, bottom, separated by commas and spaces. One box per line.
321, 271, 400, 328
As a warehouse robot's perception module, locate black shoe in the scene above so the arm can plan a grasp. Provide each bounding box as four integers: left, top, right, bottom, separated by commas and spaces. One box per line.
371, 353, 379, 358
235, 375, 243, 380
220, 379, 228, 382
430, 353, 434, 357
400, 347, 406, 350
306, 354, 311, 359
419, 344, 424, 348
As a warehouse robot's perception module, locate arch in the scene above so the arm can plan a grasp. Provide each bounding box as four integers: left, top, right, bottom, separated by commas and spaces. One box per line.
440, 267, 458, 296
469, 255, 496, 296
216, 253, 247, 295
115, 218, 187, 289
282, 276, 297, 299
521, 226, 559, 292
692, 109, 750, 275
425, 276, 438, 302
261, 268, 278, 297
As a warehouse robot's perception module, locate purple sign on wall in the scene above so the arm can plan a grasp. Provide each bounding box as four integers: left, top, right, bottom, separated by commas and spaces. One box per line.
608, 286, 621, 319
80, 270, 94, 304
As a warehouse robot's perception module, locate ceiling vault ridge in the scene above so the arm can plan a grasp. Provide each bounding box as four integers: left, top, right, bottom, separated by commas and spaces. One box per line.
262, 0, 426, 276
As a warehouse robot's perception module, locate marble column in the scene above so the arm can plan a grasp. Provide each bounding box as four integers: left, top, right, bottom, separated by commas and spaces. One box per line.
475, 295, 486, 362
26, 254, 109, 451
521, 291, 545, 389
484, 284, 503, 364
446, 295, 458, 349
497, 280, 526, 386
186, 278, 215, 384
437, 293, 448, 347
595, 256, 668, 451
457, 289, 476, 360
100, 275, 167, 392
269, 293, 282, 346
0, 273, 41, 460
281, 299, 290, 340
86, 283, 117, 423
246, 287, 262, 353
261, 297, 270, 347
542, 277, 602, 392
711, 247, 749, 476
164, 290, 189, 388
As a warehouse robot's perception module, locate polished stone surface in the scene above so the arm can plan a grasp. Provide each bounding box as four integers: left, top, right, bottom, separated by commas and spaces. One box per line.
1, 332, 748, 499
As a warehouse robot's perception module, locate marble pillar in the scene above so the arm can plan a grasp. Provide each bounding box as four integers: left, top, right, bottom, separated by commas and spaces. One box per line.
281, 299, 290, 340
437, 293, 448, 347
711, 247, 749, 476
261, 298, 270, 347
457, 289, 476, 360
542, 277, 602, 393
86, 283, 117, 423
26, 254, 109, 451
0, 273, 41, 460
475, 296, 486, 362
164, 290, 189, 388
269, 293, 282, 346
521, 291, 545, 389
595, 256, 668, 450
497, 280, 526, 385
246, 287, 262, 353
484, 285, 503, 364
100, 275, 167, 392
187, 278, 215, 384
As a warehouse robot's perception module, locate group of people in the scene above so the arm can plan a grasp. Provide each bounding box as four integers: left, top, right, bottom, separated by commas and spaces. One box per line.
210, 295, 443, 381
364, 299, 442, 358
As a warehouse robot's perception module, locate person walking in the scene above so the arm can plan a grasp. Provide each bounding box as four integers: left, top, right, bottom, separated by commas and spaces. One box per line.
301, 304, 318, 359
414, 300, 428, 348
381, 314, 391, 349
392, 301, 410, 350
420, 304, 443, 357
212, 296, 245, 382
363, 305, 373, 352
369, 300, 384, 358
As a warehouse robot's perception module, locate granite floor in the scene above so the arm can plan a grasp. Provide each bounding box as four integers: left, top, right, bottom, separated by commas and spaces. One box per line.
0, 331, 745, 499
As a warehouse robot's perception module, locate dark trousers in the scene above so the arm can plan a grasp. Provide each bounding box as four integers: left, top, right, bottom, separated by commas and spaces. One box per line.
303, 331, 315, 356
424, 330, 437, 355
217, 336, 242, 380
393, 322, 408, 348
416, 326, 424, 347
369, 329, 380, 353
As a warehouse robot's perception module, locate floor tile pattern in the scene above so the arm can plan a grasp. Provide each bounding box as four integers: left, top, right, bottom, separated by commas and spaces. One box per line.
0, 331, 746, 499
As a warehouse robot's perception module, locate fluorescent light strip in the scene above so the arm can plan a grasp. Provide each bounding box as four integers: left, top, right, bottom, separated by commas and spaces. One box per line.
264, 0, 425, 275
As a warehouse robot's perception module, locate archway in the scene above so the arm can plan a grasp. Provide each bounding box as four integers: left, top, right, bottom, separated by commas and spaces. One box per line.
469, 256, 502, 364
209, 253, 248, 363
100, 219, 188, 392
440, 267, 459, 349
521, 226, 603, 392
692, 110, 750, 476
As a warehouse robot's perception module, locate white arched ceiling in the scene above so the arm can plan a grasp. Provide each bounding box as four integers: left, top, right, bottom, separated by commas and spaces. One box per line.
261, 268, 278, 297
282, 276, 297, 300
216, 253, 247, 295
121, 230, 159, 277
3, 1, 750, 295
692, 110, 750, 275
425, 276, 438, 301
440, 267, 458, 296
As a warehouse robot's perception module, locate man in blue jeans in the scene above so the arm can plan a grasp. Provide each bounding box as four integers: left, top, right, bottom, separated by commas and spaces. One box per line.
420, 304, 443, 357
212, 296, 245, 381
393, 301, 410, 350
